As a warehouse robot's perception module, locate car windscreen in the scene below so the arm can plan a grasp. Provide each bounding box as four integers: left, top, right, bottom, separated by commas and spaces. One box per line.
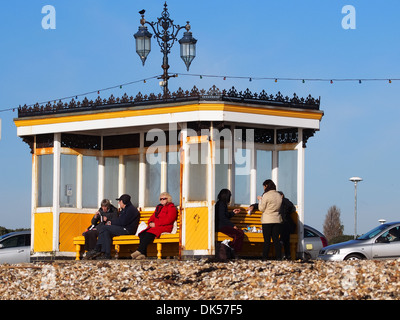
357, 224, 389, 240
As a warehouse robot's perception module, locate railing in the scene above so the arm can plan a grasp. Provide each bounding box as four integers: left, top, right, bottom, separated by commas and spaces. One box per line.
18, 85, 321, 117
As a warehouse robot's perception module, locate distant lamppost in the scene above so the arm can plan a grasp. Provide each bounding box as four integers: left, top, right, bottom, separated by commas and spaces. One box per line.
134, 3, 197, 97
349, 176, 363, 239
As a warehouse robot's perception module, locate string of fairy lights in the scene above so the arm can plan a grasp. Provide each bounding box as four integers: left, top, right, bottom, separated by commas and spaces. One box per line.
0, 73, 398, 114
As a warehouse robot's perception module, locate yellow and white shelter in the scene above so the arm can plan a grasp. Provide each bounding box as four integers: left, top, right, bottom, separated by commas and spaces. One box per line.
15, 86, 323, 260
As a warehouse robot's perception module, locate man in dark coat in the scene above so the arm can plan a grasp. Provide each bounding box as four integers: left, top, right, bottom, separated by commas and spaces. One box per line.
85, 194, 140, 260
278, 191, 296, 259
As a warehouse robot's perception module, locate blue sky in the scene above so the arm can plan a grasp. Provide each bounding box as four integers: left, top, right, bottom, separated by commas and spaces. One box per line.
0, 0, 399, 235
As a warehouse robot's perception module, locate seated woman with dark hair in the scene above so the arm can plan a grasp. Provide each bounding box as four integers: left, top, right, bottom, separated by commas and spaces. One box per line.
215, 189, 244, 258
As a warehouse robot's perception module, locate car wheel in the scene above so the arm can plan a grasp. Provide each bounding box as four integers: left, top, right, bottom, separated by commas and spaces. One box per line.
344, 253, 365, 261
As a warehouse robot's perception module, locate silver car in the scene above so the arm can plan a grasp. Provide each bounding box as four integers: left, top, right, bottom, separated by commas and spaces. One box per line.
0, 231, 31, 264
304, 225, 328, 260
318, 222, 400, 261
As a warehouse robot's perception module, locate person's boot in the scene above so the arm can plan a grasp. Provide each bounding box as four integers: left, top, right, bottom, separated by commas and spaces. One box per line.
131, 250, 142, 259
84, 249, 101, 260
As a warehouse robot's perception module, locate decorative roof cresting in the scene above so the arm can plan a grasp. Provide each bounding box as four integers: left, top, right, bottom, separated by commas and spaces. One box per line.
18, 85, 321, 117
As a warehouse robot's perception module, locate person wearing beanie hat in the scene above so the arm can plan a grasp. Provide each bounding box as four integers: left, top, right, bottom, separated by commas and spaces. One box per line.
85, 194, 140, 260
82, 199, 118, 253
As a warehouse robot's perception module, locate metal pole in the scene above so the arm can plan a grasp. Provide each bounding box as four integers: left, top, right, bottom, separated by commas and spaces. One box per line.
350, 177, 362, 239
162, 41, 169, 97
354, 181, 357, 239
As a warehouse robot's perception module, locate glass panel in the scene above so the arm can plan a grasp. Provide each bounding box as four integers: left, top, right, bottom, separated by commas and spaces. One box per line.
38, 154, 53, 207
256, 150, 272, 197
188, 143, 208, 201
234, 148, 251, 204
82, 156, 98, 208
215, 147, 229, 200
104, 157, 119, 205
125, 155, 139, 207
167, 151, 180, 205
278, 150, 297, 204
60, 154, 77, 207
145, 153, 161, 206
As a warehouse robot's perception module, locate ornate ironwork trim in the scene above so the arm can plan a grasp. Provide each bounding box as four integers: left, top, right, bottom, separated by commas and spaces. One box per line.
18, 85, 320, 117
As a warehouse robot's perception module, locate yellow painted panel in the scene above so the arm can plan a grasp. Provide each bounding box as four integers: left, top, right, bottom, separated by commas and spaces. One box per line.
185, 207, 209, 250
59, 213, 93, 252
33, 212, 53, 252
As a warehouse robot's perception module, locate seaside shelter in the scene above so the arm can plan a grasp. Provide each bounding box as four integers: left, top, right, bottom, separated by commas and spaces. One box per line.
14, 86, 323, 260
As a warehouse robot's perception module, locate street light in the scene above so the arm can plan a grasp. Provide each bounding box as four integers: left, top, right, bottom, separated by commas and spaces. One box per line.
349, 176, 363, 239
179, 25, 197, 71
134, 25, 152, 66
133, 3, 197, 97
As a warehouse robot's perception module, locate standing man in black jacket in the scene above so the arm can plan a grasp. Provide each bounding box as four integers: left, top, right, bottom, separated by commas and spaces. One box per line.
85, 194, 140, 260
277, 191, 296, 260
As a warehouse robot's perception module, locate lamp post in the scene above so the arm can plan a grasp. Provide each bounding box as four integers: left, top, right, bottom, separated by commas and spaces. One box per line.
349, 176, 363, 239
134, 2, 197, 98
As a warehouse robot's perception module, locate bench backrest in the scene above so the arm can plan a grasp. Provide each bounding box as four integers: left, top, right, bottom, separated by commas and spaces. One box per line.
138, 208, 296, 233
139, 209, 181, 230
225, 209, 298, 233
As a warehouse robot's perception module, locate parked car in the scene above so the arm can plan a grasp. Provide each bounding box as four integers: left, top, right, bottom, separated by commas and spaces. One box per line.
0, 231, 31, 264
303, 225, 328, 260
318, 222, 400, 261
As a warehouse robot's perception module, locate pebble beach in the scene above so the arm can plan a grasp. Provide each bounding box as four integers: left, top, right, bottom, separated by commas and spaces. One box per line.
1, 259, 399, 300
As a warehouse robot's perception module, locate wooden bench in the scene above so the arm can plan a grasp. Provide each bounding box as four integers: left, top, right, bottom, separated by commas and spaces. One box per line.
73, 211, 180, 260
216, 209, 298, 259
73, 208, 298, 260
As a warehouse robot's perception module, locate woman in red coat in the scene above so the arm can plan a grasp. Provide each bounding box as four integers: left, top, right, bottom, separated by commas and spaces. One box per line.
131, 192, 177, 260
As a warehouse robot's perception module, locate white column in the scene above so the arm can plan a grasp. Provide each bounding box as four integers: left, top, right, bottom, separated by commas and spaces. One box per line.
271, 129, 279, 186
230, 125, 236, 203
271, 149, 279, 186
138, 132, 145, 209
30, 137, 37, 252
209, 123, 216, 254
76, 154, 82, 209
52, 133, 61, 252
118, 155, 125, 196
249, 133, 257, 204
296, 128, 305, 258
160, 151, 167, 193
180, 123, 188, 249
180, 124, 188, 203
98, 157, 104, 205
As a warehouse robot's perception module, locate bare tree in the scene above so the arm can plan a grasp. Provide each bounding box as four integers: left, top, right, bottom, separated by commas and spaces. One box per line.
323, 205, 344, 241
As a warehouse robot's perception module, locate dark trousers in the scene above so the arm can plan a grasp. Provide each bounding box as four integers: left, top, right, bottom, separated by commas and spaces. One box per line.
96, 225, 130, 256
138, 231, 156, 255
218, 226, 244, 253
84, 229, 99, 251
280, 222, 291, 258
262, 223, 282, 260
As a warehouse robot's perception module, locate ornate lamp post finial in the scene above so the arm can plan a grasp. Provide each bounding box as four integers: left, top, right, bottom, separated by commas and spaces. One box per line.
133, 3, 197, 97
